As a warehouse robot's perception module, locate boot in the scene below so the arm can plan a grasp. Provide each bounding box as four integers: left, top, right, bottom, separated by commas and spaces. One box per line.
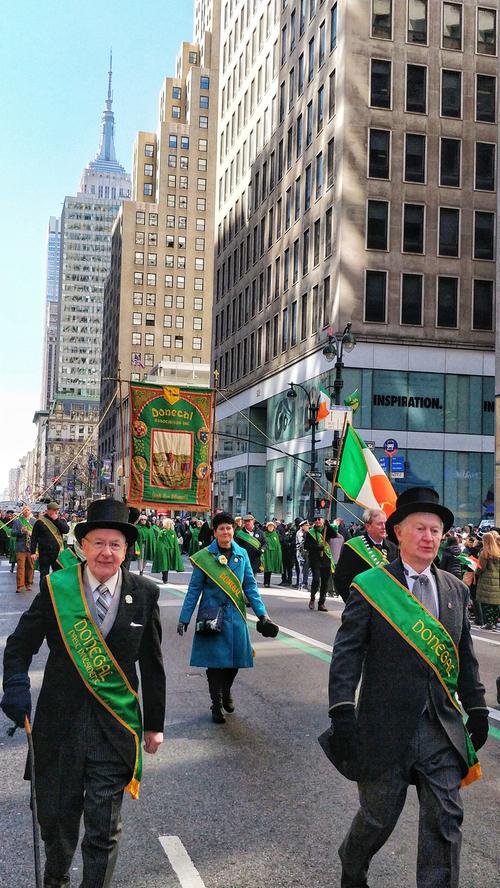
206, 670, 225, 723
44, 874, 70, 887
221, 674, 235, 713
308, 597, 315, 610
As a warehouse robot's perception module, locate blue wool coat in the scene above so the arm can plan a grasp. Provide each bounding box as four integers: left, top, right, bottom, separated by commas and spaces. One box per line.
179, 540, 267, 668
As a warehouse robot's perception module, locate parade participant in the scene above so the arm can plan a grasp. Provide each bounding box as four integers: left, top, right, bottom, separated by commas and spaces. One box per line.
6, 510, 17, 572
475, 531, 500, 631
177, 512, 277, 723
11, 506, 35, 592
186, 518, 202, 556
296, 519, 310, 590
262, 520, 283, 587
29, 502, 70, 583
323, 487, 488, 888
303, 515, 338, 611
0, 508, 10, 556
333, 507, 398, 603
152, 517, 184, 584
1, 498, 165, 888
234, 513, 267, 575
135, 514, 156, 575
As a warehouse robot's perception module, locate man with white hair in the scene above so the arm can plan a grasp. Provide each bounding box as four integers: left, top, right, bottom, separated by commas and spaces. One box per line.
333, 507, 397, 602
323, 487, 488, 888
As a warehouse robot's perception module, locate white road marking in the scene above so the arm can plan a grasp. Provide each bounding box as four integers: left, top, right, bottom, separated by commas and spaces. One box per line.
246, 613, 334, 652
159, 836, 207, 888
488, 707, 500, 723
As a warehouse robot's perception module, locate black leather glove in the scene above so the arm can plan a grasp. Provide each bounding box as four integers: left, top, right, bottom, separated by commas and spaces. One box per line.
256, 615, 279, 637
1, 674, 31, 728
466, 711, 489, 751
329, 706, 357, 762
177, 622, 188, 636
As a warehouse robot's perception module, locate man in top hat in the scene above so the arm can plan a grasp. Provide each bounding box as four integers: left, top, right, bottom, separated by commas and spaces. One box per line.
324, 487, 488, 888
234, 513, 267, 576
30, 502, 70, 584
1, 498, 166, 888
333, 507, 398, 603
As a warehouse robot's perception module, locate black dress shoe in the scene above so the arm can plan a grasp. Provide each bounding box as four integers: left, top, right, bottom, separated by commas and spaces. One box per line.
211, 706, 226, 724
318, 603, 329, 612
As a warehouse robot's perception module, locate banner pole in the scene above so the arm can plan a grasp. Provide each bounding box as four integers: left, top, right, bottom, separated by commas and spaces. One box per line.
117, 362, 126, 500
210, 370, 219, 514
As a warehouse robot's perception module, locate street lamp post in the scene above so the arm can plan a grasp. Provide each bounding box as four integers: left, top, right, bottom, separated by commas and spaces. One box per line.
287, 382, 322, 523
322, 322, 357, 470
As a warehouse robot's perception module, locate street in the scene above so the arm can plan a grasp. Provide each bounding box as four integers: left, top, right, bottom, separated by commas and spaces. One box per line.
1, 558, 499, 888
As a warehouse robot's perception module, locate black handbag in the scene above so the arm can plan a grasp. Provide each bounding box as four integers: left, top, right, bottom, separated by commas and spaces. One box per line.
195, 604, 226, 635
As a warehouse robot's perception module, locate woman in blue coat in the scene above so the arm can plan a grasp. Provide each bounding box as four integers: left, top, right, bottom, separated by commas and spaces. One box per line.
177, 512, 275, 723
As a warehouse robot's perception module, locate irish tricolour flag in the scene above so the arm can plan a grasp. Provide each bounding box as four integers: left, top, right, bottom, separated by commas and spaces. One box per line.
317, 388, 331, 422
336, 425, 397, 517
457, 553, 481, 572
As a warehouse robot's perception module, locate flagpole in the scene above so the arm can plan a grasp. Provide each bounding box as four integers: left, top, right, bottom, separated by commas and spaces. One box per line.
326, 413, 349, 525
117, 362, 127, 501
209, 369, 219, 514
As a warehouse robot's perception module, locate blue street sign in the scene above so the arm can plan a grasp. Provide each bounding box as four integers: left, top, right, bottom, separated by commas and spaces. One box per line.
391, 456, 405, 472
383, 438, 399, 456
379, 456, 390, 472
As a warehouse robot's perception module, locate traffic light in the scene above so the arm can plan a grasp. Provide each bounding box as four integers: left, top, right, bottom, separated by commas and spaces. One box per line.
325, 468, 335, 483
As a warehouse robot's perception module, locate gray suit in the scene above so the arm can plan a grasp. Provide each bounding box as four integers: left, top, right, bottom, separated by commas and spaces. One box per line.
328, 559, 487, 888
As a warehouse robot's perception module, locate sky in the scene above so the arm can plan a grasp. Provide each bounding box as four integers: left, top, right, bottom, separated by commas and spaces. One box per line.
0, 0, 193, 494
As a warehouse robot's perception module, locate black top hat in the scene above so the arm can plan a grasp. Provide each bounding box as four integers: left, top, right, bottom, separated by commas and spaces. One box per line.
385, 487, 454, 543
75, 499, 138, 546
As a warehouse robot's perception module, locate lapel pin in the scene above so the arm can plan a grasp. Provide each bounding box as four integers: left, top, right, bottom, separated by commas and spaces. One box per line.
125, 594, 133, 604
234, 556, 239, 563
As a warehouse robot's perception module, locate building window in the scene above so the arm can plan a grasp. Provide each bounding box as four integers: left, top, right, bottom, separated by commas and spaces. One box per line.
172, 106, 181, 119
441, 70, 462, 118
149, 213, 158, 226
198, 138, 207, 151
195, 258, 205, 271
132, 332, 141, 345
365, 270, 386, 322
144, 143, 154, 157
404, 133, 425, 183
316, 152, 323, 198
327, 138, 335, 187
144, 163, 153, 176
282, 307, 289, 351
437, 277, 458, 328
193, 317, 203, 330
200, 75, 210, 89
147, 273, 156, 286
438, 207, 460, 257
306, 100, 313, 145
440, 138, 461, 187
163, 335, 171, 348
147, 254, 157, 267
369, 129, 390, 179
476, 74, 496, 122
146, 292, 156, 306
372, 0, 392, 39
472, 280, 493, 329
317, 84, 324, 131
172, 86, 181, 99
290, 300, 298, 348
133, 292, 143, 305
406, 64, 427, 113
329, 69, 336, 118
477, 7, 497, 55
401, 274, 423, 325
366, 200, 389, 250
192, 337, 202, 350
199, 115, 209, 128
325, 207, 333, 257
163, 315, 172, 327
403, 204, 424, 253
442, 3, 462, 51
169, 135, 177, 148
143, 184, 153, 196
148, 233, 158, 246
135, 211, 145, 224
134, 272, 143, 285
200, 95, 209, 109
407, 0, 427, 44
331, 3, 337, 50
168, 154, 177, 168
144, 354, 154, 367
370, 59, 391, 108
308, 36, 315, 82
475, 142, 496, 190
302, 229, 310, 275
134, 252, 144, 265
145, 333, 155, 346
474, 211, 495, 260
194, 278, 204, 290
175, 295, 184, 309
132, 312, 142, 325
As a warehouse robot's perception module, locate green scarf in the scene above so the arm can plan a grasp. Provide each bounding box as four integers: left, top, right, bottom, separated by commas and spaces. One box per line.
191, 547, 247, 620
352, 566, 481, 787
47, 565, 143, 798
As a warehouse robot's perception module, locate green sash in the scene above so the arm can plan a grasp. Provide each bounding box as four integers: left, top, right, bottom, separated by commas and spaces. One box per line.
352, 566, 481, 787
57, 547, 80, 569
19, 516, 33, 536
0, 520, 12, 537
191, 548, 247, 620
344, 535, 389, 569
235, 528, 262, 551
47, 565, 143, 799
39, 516, 65, 550
307, 527, 335, 573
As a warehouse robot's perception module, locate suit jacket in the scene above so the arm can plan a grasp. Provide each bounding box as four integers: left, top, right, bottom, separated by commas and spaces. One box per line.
30, 515, 70, 559
303, 524, 338, 570
235, 528, 267, 572
328, 559, 486, 780
333, 531, 398, 602
3, 565, 166, 779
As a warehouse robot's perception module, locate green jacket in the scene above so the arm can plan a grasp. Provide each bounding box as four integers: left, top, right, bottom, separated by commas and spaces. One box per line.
152, 529, 184, 573
262, 531, 283, 573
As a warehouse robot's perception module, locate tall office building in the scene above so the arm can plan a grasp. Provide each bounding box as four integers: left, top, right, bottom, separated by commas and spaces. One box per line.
99, 8, 220, 498
38, 59, 131, 502
41, 217, 61, 410
213, 0, 498, 523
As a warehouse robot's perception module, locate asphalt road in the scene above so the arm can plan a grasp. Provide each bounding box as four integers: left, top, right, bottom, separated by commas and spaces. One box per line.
0, 558, 499, 888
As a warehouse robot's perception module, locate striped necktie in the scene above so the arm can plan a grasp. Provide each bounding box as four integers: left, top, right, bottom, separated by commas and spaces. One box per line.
95, 583, 110, 624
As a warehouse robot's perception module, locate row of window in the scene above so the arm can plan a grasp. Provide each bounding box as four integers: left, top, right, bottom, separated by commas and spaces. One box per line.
133, 273, 205, 289
166, 155, 208, 170
371, 0, 497, 56
130, 340, 202, 367
131, 293, 204, 311
364, 271, 494, 331
368, 130, 496, 191
131, 315, 203, 336
366, 201, 495, 261
370, 59, 497, 123
217, 204, 334, 302
134, 253, 206, 271
135, 213, 207, 232
135, 232, 206, 251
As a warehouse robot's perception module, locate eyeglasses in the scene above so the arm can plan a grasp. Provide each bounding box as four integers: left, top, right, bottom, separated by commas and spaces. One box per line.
85, 540, 126, 552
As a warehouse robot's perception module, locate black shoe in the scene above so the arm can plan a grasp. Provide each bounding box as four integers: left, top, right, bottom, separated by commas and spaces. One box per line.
211, 706, 226, 724
318, 603, 329, 612
44, 875, 70, 887
308, 598, 315, 610
222, 693, 235, 713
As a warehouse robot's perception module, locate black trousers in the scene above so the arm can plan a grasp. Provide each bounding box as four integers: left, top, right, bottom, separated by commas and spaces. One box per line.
38, 703, 131, 888
38, 554, 62, 584
310, 563, 331, 604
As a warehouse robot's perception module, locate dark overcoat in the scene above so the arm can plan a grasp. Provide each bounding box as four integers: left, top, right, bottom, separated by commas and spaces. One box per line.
328, 559, 486, 780
3, 565, 166, 782
333, 530, 398, 601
